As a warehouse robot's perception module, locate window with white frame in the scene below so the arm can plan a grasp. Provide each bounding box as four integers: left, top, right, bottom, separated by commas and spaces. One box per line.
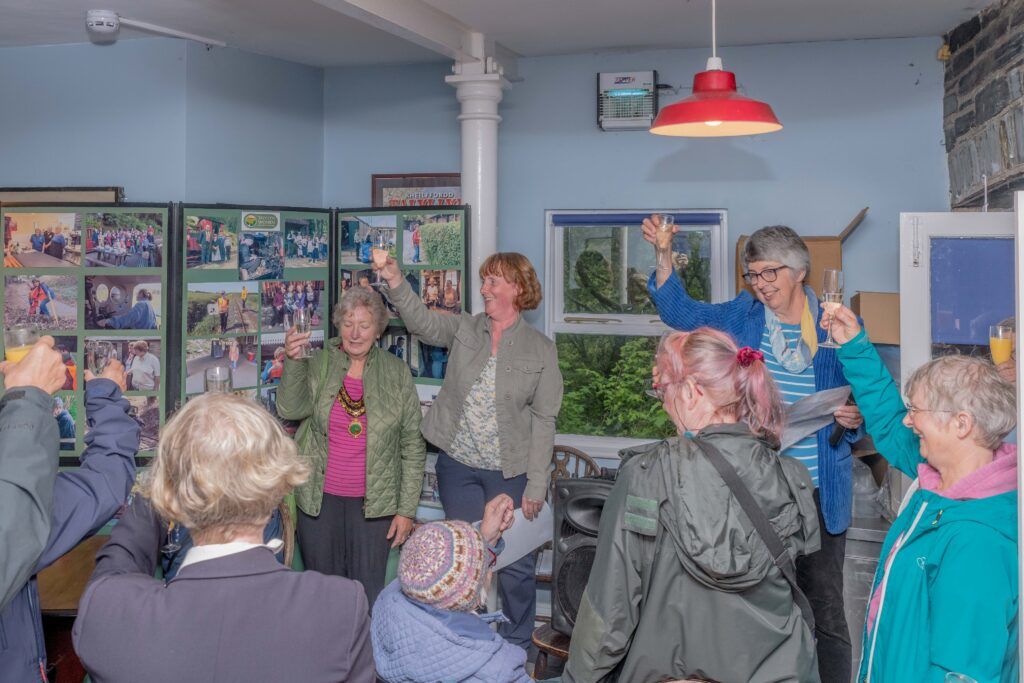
546, 210, 729, 443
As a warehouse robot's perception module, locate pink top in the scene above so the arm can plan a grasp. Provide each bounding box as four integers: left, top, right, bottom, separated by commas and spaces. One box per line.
324, 376, 368, 497
866, 443, 1018, 634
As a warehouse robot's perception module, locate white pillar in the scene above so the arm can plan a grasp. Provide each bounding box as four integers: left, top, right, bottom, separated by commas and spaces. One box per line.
447, 54, 508, 313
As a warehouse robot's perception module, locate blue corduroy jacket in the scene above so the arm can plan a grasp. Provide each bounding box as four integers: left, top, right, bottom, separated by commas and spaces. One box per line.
648, 272, 863, 534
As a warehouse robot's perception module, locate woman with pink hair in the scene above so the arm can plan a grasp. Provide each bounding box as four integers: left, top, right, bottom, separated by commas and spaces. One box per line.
564, 327, 822, 683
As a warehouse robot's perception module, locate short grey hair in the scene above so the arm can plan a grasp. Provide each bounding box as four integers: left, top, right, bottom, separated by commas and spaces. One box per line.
905, 355, 1016, 450
333, 286, 389, 336
743, 225, 811, 281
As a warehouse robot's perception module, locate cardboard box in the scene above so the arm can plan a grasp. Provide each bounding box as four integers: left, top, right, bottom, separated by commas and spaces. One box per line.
735, 235, 843, 299
851, 291, 900, 345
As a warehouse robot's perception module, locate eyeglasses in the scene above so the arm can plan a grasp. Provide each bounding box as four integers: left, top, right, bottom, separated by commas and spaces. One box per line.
742, 265, 790, 285
902, 402, 955, 417
643, 379, 691, 401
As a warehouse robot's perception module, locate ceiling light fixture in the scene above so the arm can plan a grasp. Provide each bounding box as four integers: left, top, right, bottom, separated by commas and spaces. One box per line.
86, 9, 226, 48
650, 0, 781, 137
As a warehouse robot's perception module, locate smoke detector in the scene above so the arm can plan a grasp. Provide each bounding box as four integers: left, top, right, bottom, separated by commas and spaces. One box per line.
85, 9, 226, 48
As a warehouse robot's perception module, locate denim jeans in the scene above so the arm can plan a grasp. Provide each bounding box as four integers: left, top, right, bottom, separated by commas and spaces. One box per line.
435, 450, 536, 649
796, 489, 852, 683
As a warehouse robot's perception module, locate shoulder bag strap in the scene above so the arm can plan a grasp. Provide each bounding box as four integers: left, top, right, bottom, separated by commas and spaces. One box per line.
692, 437, 816, 633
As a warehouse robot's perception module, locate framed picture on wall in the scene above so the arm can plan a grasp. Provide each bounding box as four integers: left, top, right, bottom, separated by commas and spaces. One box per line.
371, 173, 461, 208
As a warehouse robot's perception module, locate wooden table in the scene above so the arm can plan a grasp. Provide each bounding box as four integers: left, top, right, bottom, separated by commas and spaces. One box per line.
37, 535, 107, 682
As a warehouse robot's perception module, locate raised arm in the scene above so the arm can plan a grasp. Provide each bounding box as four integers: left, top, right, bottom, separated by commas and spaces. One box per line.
277, 332, 318, 421
647, 270, 754, 333
827, 308, 922, 478
379, 258, 461, 347
36, 370, 139, 571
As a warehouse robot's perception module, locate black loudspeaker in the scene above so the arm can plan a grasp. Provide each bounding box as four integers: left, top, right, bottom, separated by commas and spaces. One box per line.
551, 476, 615, 637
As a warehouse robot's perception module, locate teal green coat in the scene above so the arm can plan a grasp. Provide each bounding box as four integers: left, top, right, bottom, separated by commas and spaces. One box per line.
276, 340, 425, 519
837, 331, 1018, 683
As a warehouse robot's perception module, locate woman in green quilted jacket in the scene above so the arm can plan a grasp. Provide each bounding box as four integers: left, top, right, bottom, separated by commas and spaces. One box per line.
277, 286, 425, 607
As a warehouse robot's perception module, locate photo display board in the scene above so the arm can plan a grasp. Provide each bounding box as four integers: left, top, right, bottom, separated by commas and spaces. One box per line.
337, 206, 469, 386
178, 205, 331, 433
1, 203, 171, 463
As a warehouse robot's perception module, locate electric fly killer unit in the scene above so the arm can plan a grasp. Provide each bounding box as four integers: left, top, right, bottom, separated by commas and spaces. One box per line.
597, 71, 657, 131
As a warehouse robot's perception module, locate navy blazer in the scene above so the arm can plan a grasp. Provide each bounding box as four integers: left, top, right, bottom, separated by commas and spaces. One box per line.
72, 496, 375, 683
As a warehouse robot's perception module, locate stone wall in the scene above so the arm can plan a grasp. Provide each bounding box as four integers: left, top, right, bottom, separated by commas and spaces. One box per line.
944, 0, 1024, 209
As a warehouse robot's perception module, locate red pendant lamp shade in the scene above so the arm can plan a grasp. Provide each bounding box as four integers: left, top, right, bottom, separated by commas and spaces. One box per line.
650, 67, 782, 137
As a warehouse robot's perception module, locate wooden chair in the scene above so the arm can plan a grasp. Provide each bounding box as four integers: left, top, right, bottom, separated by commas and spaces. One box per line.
531, 623, 571, 679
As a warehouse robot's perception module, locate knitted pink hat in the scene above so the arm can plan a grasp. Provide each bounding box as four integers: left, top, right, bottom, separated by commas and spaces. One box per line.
398, 520, 486, 612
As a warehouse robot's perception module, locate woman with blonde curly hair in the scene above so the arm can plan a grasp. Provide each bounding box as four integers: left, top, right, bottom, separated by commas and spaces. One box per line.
73, 393, 376, 683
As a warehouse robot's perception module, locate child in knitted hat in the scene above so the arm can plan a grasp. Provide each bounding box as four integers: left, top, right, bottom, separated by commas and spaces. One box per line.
372, 494, 531, 683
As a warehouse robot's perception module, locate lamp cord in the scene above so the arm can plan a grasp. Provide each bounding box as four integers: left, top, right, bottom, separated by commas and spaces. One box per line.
711, 0, 717, 59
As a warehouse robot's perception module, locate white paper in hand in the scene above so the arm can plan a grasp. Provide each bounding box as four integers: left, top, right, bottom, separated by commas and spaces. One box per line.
488, 502, 553, 571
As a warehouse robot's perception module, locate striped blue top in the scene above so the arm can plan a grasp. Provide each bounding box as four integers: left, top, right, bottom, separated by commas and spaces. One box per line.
759, 324, 819, 486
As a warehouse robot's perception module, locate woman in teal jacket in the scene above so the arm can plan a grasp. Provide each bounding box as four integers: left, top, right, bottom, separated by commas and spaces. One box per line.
824, 305, 1018, 683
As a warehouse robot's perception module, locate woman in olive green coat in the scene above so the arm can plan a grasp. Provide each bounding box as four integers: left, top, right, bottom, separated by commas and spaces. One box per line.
278, 287, 425, 607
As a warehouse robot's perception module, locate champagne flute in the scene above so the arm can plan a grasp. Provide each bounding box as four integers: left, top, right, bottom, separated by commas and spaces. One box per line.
820, 269, 844, 349
293, 307, 312, 359
204, 365, 232, 393
655, 213, 675, 271
4, 325, 39, 363
990, 323, 1014, 365
86, 340, 116, 375
372, 229, 389, 286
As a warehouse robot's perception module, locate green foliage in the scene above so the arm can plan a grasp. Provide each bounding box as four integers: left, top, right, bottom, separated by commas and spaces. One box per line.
556, 334, 675, 439
681, 231, 710, 302
81, 212, 163, 233
420, 222, 462, 266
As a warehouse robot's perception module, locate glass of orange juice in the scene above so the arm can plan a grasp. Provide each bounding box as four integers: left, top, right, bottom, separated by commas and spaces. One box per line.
4, 325, 39, 363
990, 324, 1014, 365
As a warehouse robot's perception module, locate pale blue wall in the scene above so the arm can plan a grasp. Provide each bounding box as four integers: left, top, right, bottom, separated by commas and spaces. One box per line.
324, 37, 950, 321
0, 39, 324, 206
323, 62, 459, 207
0, 39, 188, 200
185, 44, 324, 206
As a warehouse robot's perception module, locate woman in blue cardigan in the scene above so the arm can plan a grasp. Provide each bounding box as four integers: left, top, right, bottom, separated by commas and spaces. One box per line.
643, 218, 864, 682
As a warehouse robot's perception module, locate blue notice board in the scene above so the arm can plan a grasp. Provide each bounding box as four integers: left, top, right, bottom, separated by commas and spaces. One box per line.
930, 237, 1014, 345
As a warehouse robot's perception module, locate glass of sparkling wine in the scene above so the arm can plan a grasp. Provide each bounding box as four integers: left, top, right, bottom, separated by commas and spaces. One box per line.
204, 365, 232, 393
86, 340, 116, 375
655, 213, 675, 270
4, 325, 39, 363
372, 229, 389, 286
820, 268, 844, 349
990, 323, 1014, 366
293, 307, 312, 359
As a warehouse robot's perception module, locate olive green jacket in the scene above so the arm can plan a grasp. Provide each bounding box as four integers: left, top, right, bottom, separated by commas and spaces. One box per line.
383, 278, 563, 502
276, 340, 425, 519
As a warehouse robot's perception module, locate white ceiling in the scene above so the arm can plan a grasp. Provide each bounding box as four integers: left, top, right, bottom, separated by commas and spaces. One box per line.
0, 0, 999, 67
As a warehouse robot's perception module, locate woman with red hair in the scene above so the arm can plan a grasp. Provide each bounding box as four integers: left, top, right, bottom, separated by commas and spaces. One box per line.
565, 327, 821, 683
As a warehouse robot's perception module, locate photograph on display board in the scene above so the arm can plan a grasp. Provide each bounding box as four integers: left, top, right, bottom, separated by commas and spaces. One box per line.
407, 333, 422, 377
401, 212, 462, 267
83, 337, 161, 392
259, 386, 299, 436
239, 230, 284, 281
185, 214, 238, 270
3, 212, 81, 268
341, 269, 375, 292
284, 217, 328, 268
82, 212, 163, 268
53, 392, 77, 451
260, 331, 323, 386
3, 275, 77, 330
421, 269, 461, 313
380, 327, 408, 362
415, 340, 449, 380
53, 336, 78, 391
260, 280, 325, 332
338, 214, 396, 266
127, 396, 160, 451
184, 336, 259, 394
85, 275, 161, 330
186, 282, 259, 335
